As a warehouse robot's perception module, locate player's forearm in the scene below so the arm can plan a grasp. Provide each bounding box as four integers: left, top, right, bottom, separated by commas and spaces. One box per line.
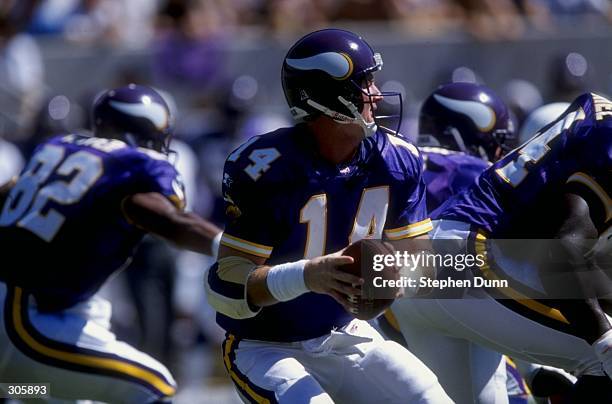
542, 193, 604, 296
212, 246, 358, 317
547, 193, 612, 343
247, 254, 358, 309
123, 192, 222, 255
208, 261, 308, 319
216, 246, 307, 308
155, 210, 222, 255
246, 266, 279, 307
242, 262, 309, 308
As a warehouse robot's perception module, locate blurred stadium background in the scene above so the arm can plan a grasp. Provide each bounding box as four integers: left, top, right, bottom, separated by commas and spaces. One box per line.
0, 0, 611, 403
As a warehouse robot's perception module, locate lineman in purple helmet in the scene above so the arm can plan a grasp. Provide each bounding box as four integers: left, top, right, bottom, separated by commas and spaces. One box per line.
386, 83, 574, 403
205, 29, 452, 403
0, 84, 221, 403
417, 82, 516, 211
383, 82, 520, 403
394, 90, 612, 403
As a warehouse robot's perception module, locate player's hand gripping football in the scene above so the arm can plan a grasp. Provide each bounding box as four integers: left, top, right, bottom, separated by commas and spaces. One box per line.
304, 250, 364, 312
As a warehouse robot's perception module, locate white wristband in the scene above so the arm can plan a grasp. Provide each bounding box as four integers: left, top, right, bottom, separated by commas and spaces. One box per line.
266, 260, 309, 302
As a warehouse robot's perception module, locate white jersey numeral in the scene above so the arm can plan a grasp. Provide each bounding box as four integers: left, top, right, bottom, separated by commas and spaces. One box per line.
301, 187, 389, 258
228, 137, 281, 181
0, 145, 103, 241
227, 136, 261, 162
349, 186, 389, 244
244, 148, 280, 181
300, 194, 327, 259
496, 108, 585, 187
0, 144, 65, 226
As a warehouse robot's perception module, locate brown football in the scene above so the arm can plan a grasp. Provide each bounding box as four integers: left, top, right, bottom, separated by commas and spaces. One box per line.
339, 238, 399, 320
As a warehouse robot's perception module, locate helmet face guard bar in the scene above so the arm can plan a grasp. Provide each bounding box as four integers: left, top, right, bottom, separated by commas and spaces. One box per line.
441, 126, 515, 161
123, 130, 172, 155
492, 128, 517, 155
355, 52, 404, 137
372, 90, 403, 138
350, 78, 403, 138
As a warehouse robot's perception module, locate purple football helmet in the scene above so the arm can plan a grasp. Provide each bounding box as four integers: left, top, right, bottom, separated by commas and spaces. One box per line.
281, 28, 402, 137
418, 82, 516, 161
92, 84, 173, 154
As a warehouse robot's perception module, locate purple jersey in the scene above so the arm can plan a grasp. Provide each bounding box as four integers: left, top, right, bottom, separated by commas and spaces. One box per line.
0, 134, 184, 311
421, 146, 490, 212
210, 125, 431, 342
435, 93, 612, 237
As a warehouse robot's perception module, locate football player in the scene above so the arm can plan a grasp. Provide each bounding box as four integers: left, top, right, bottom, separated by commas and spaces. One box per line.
205, 29, 452, 403
417, 82, 515, 211
392, 92, 612, 403
381, 82, 522, 403
0, 84, 221, 403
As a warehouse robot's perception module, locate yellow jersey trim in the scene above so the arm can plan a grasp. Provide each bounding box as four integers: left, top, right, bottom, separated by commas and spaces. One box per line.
221, 234, 273, 258
385, 219, 433, 240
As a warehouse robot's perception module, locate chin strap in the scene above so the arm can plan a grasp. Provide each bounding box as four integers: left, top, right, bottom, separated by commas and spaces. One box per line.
306, 97, 377, 137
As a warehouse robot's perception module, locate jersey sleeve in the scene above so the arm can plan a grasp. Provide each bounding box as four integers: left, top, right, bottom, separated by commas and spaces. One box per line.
133, 150, 186, 211
383, 139, 433, 240
219, 150, 278, 259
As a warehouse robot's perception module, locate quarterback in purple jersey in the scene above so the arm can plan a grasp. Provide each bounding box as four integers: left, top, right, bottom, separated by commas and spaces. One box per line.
205, 29, 451, 403
0, 85, 220, 403
396, 92, 612, 403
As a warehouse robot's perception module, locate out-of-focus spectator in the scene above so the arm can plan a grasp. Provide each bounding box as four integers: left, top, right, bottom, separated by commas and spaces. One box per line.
29, 0, 160, 47
543, 0, 611, 18
454, 0, 526, 40
265, 0, 330, 35
329, 0, 396, 21
100, 0, 162, 48
154, 0, 232, 91
390, 0, 464, 37
0, 6, 45, 142
511, 0, 553, 32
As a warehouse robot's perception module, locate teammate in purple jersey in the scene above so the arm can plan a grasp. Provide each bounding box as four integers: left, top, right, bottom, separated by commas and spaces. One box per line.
206, 29, 452, 404
382, 82, 512, 338
417, 81, 516, 211
420, 147, 490, 212
437, 93, 609, 239
383, 83, 535, 404
396, 92, 612, 403
0, 84, 221, 403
